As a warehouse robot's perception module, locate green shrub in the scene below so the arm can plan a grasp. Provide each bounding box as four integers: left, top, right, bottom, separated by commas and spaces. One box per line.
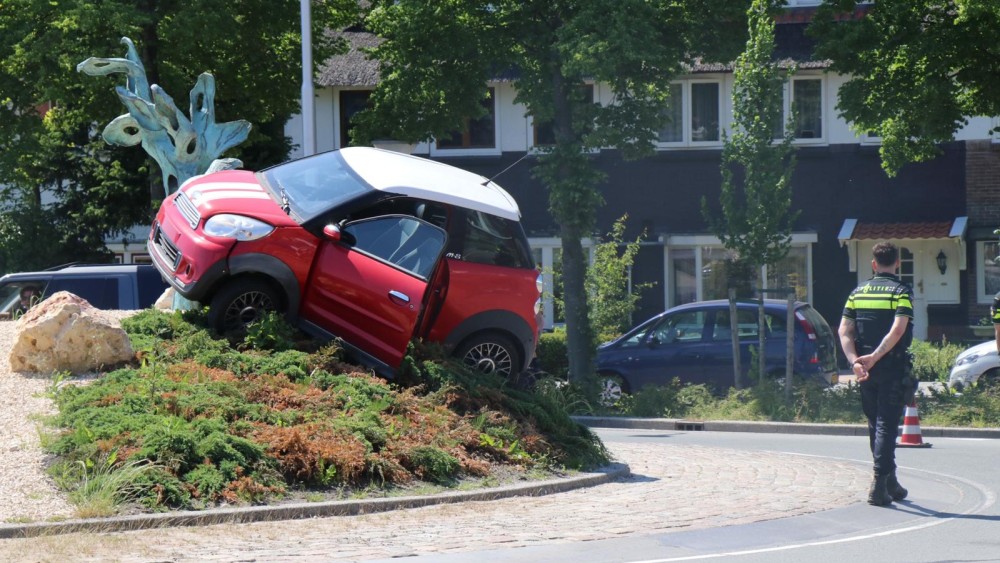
910, 340, 964, 383
244, 311, 298, 351
404, 446, 461, 484
536, 329, 569, 378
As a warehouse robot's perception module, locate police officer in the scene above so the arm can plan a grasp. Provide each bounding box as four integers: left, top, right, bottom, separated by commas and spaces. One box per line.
838, 241, 913, 506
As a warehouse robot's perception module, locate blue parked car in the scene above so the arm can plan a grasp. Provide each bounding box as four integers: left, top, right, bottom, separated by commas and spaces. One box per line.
596, 299, 839, 403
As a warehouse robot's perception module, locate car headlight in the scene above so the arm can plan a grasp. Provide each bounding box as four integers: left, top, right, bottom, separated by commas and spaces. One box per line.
955, 353, 982, 367
203, 214, 274, 241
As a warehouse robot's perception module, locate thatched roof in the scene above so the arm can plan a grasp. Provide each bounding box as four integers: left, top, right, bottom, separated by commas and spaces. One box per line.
316, 9, 839, 87
317, 30, 381, 87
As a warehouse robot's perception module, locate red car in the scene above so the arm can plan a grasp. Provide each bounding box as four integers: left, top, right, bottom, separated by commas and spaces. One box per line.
148, 147, 541, 378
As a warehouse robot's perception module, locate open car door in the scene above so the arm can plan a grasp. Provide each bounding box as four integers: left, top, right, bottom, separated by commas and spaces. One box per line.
302, 215, 446, 370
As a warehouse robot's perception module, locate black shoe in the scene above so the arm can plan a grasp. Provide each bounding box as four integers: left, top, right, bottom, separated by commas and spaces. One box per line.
868, 475, 893, 506
887, 474, 908, 501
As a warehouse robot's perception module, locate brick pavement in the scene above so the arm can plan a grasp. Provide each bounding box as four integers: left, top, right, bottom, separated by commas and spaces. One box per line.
0, 440, 870, 562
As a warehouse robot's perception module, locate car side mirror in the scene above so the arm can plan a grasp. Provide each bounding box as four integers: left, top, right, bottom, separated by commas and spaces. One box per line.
322, 224, 341, 242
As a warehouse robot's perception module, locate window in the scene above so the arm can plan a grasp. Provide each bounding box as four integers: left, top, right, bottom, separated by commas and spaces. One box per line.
792, 78, 822, 139
533, 84, 595, 147
691, 83, 720, 142
436, 88, 496, 150
344, 216, 446, 280
766, 246, 808, 301
665, 235, 816, 307
338, 90, 372, 149
711, 309, 758, 341
456, 210, 534, 269
658, 83, 683, 143
657, 80, 722, 145
672, 248, 697, 305
48, 278, 119, 310
977, 240, 1000, 303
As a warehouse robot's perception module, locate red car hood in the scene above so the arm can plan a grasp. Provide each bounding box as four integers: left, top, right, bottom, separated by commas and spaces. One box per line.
179, 170, 299, 227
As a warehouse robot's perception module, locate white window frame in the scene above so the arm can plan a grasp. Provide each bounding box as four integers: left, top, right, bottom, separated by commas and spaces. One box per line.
431, 86, 501, 157
655, 79, 725, 148
662, 233, 817, 308
976, 240, 1000, 304
529, 237, 596, 330
788, 76, 825, 144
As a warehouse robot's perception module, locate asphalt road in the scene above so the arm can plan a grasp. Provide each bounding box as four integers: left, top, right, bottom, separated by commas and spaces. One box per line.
408, 429, 1000, 563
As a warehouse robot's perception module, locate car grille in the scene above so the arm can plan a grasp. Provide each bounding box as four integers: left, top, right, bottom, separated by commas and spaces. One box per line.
175, 192, 201, 229
152, 224, 182, 270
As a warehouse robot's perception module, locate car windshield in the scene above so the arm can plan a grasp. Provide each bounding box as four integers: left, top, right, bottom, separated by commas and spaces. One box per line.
258, 151, 373, 222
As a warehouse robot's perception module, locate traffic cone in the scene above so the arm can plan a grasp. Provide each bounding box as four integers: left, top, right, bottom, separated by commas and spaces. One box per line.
897, 400, 932, 448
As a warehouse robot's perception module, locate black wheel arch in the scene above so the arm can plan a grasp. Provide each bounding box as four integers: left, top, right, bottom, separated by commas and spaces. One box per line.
223, 253, 301, 321
445, 310, 536, 372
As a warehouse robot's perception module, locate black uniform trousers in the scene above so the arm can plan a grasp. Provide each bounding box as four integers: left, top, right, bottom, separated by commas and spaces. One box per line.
859, 359, 906, 477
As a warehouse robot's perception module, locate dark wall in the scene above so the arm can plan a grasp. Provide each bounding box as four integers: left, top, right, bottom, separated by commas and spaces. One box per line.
438, 142, 966, 331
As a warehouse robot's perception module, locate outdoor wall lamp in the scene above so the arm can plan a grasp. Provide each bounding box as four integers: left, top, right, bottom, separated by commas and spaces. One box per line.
937, 250, 947, 275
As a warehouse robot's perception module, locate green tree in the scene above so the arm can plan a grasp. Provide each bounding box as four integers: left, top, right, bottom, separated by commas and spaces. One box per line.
702, 0, 799, 389
354, 0, 747, 382
587, 215, 650, 345
0, 1, 357, 272
810, 0, 1000, 176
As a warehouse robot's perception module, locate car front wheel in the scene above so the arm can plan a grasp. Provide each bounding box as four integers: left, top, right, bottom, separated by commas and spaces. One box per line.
597, 372, 627, 407
456, 333, 522, 379
208, 278, 282, 335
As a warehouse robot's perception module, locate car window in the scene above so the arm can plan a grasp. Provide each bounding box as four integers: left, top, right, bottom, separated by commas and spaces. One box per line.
620, 311, 705, 348
662, 311, 706, 342
259, 151, 372, 222
47, 278, 118, 309
454, 209, 534, 269
711, 309, 758, 341
765, 312, 789, 337
344, 216, 446, 279
0, 281, 48, 315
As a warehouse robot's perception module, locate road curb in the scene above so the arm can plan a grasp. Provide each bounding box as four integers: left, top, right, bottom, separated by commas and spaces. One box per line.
574, 416, 1000, 439
0, 462, 629, 539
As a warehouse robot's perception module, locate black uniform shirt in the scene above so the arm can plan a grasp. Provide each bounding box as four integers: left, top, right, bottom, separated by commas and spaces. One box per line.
842, 273, 914, 356
991, 291, 1000, 325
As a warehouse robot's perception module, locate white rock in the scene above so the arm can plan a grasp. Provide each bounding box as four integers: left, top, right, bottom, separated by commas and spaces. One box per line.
8, 292, 134, 374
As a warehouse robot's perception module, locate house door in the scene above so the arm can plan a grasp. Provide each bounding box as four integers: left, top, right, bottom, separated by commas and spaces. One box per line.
898, 245, 927, 340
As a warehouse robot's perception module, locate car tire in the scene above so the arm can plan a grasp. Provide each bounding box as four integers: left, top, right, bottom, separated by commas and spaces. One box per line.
455, 332, 522, 379
597, 372, 628, 407
208, 278, 282, 335
979, 368, 1000, 389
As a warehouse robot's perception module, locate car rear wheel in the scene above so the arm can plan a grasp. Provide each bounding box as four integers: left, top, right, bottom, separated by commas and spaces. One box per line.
597, 372, 628, 407
455, 333, 522, 379
208, 278, 282, 335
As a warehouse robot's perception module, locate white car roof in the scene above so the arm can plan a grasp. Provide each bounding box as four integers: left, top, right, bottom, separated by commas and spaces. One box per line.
339, 147, 522, 221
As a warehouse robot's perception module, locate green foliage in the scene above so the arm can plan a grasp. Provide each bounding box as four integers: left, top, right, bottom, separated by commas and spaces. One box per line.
909, 340, 965, 383
536, 329, 569, 379
244, 311, 298, 352
811, 0, 1000, 176
404, 447, 461, 484
703, 0, 798, 275
0, 1, 359, 270
587, 214, 651, 344
39, 302, 609, 514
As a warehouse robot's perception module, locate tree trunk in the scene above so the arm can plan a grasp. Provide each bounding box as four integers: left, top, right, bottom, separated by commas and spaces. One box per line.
562, 222, 593, 382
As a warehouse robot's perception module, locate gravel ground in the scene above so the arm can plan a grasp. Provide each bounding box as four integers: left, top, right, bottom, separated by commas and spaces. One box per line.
0, 311, 137, 524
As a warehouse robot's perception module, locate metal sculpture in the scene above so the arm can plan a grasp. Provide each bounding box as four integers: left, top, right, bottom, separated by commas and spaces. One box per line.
77, 37, 251, 197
